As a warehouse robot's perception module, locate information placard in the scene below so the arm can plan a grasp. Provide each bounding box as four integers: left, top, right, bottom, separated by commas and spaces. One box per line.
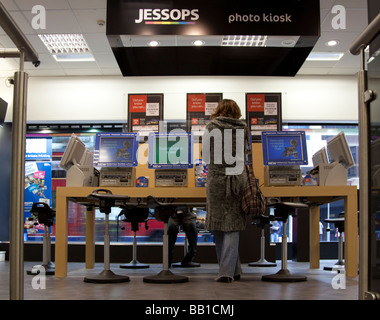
128, 94, 164, 135
246, 93, 282, 142
187, 93, 222, 137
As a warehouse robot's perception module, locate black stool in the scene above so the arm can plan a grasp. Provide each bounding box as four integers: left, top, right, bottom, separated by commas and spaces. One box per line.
26, 202, 55, 276
324, 212, 345, 271
84, 189, 130, 283
143, 196, 189, 283
248, 215, 277, 267
262, 200, 308, 282
119, 205, 150, 269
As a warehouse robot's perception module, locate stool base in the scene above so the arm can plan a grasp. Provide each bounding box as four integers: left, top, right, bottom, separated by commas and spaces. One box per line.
248, 259, 277, 267
324, 261, 344, 271
84, 269, 130, 283
172, 261, 200, 268
26, 262, 55, 276
143, 270, 189, 283
262, 269, 307, 282
120, 260, 150, 269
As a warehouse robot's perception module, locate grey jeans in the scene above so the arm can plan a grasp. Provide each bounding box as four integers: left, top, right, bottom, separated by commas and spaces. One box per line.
213, 230, 242, 280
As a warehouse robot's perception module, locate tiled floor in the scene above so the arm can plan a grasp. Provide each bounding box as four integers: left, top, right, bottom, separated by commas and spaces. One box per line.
0, 260, 358, 300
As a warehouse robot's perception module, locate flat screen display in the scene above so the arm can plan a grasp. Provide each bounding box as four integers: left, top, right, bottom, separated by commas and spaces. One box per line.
262, 131, 308, 166
94, 133, 139, 167
148, 132, 193, 169
0, 98, 8, 124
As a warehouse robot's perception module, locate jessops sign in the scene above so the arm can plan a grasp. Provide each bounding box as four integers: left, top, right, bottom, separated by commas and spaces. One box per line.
107, 0, 320, 36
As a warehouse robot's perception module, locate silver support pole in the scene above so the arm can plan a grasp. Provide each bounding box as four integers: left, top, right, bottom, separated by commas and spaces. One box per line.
281, 221, 288, 270
9, 55, 28, 300
163, 223, 169, 270
104, 214, 110, 271
358, 47, 370, 300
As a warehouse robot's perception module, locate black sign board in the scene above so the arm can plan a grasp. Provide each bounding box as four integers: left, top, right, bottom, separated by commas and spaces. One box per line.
107, 0, 320, 36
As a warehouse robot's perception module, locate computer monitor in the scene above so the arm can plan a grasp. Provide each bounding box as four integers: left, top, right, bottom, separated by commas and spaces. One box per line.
262, 131, 308, 166
148, 131, 193, 169
59, 134, 88, 170
327, 131, 355, 169
0, 98, 8, 125
93, 132, 139, 167
312, 146, 328, 167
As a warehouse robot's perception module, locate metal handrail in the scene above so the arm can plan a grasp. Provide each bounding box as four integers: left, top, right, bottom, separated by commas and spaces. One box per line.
0, 1, 39, 63
350, 12, 380, 55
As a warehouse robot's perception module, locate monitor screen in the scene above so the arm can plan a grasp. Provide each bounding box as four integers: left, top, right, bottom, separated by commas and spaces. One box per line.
0, 98, 8, 125
59, 133, 87, 170
148, 132, 193, 169
312, 146, 328, 167
262, 131, 308, 166
25, 137, 53, 161
327, 131, 355, 169
94, 133, 139, 167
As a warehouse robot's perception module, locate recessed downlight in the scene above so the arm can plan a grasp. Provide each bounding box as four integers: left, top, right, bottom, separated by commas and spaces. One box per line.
193, 40, 205, 46
326, 40, 339, 47
148, 40, 160, 47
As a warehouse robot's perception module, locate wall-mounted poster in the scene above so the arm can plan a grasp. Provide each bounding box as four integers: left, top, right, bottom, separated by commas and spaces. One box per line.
187, 93, 223, 137
246, 93, 282, 142
128, 93, 164, 135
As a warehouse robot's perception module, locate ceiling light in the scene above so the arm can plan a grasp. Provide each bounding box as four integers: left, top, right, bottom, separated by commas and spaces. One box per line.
306, 52, 344, 61
326, 40, 339, 47
148, 40, 160, 47
221, 35, 267, 47
192, 40, 205, 46
39, 34, 94, 61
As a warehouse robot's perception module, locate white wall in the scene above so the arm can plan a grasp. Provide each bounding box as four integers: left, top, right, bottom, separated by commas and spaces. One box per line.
0, 75, 359, 123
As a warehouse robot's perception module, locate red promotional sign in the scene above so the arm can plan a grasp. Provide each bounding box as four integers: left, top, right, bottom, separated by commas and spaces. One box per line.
187, 94, 206, 112
247, 94, 265, 112
129, 95, 147, 113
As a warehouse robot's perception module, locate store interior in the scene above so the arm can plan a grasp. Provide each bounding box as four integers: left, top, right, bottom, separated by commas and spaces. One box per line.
0, 0, 377, 302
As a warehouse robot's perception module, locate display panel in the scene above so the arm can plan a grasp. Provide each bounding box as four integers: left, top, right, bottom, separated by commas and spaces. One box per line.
312, 146, 328, 167
25, 137, 52, 161
327, 131, 355, 169
94, 133, 139, 167
148, 132, 193, 169
0, 97, 8, 125
262, 131, 308, 166
59, 134, 87, 170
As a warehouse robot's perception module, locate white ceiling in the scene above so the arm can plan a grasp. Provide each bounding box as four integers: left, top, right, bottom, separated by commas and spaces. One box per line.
0, 0, 369, 77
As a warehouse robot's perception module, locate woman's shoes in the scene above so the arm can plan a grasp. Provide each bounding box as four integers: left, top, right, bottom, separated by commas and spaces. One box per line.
216, 275, 241, 282
217, 276, 233, 283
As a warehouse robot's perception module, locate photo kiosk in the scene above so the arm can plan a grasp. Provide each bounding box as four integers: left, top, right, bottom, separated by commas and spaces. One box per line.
94, 133, 139, 187
59, 133, 96, 187
312, 131, 354, 186
148, 132, 193, 187
262, 131, 308, 186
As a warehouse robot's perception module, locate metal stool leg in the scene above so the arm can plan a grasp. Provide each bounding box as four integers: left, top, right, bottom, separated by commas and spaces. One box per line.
26, 225, 55, 276
84, 213, 130, 283
324, 231, 345, 271
248, 228, 277, 267
143, 223, 188, 283
262, 220, 307, 282
172, 236, 200, 268
120, 230, 149, 269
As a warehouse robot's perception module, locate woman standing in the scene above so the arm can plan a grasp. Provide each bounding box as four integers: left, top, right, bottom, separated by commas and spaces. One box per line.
202, 99, 249, 282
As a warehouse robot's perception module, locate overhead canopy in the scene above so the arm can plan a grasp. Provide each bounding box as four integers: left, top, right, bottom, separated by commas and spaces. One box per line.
106, 0, 320, 77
